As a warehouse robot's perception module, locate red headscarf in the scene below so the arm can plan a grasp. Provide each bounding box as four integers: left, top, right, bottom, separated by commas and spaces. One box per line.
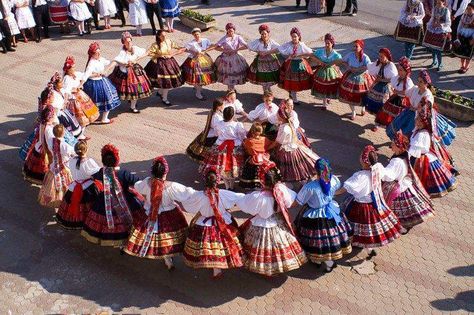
417, 96, 433, 133
397, 56, 412, 91
393, 131, 410, 152
324, 33, 335, 46
101, 143, 120, 167
360, 145, 376, 165
419, 69, 432, 85
86, 42, 100, 68
290, 27, 302, 40
63, 56, 75, 73
354, 39, 364, 62
225, 23, 236, 31
258, 24, 270, 33
378, 48, 393, 63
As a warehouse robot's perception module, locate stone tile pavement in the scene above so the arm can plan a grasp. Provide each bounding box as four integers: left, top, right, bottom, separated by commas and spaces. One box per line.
0, 0, 473, 313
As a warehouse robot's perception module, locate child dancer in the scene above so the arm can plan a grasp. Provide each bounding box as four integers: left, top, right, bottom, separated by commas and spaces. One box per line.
223, 89, 248, 119
128, 0, 148, 36
247, 91, 279, 139
15, 0, 36, 42
69, 0, 92, 36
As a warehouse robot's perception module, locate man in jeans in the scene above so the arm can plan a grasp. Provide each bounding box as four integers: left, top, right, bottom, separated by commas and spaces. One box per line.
145, 0, 164, 35
32, 0, 50, 42
0, 0, 15, 53
343, 0, 358, 16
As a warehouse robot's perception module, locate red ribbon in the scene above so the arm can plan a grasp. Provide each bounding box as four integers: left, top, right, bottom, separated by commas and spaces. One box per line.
218, 140, 235, 172
69, 180, 86, 218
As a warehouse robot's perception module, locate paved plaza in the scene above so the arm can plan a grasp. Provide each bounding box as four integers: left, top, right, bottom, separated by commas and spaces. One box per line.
0, 0, 473, 313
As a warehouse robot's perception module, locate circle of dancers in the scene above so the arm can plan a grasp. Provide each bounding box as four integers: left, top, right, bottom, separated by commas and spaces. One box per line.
19, 16, 462, 278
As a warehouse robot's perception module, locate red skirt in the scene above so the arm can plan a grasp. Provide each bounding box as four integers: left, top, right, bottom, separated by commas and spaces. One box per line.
109, 64, 153, 100
375, 94, 410, 126
274, 145, 318, 182
311, 65, 342, 98
23, 148, 48, 185
199, 143, 245, 180
124, 207, 189, 259
394, 22, 423, 44
422, 30, 451, 52
56, 181, 97, 229
338, 71, 374, 106
345, 200, 401, 248
278, 58, 313, 92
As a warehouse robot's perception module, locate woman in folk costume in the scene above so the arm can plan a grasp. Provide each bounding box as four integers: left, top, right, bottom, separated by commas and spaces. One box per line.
453, 1, 474, 73
337, 39, 374, 121
422, 0, 434, 30
239, 122, 275, 189
62, 56, 100, 127
14, 0, 36, 42
161, 0, 180, 32
422, 0, 451, 70
223, 89, 248, 118
186, 98, 225, 162
211, 23, 249, 91
5, 0, 20, 47
181, 168, 244, 279
124, 156, 195, 270
199, 106, 247, 190
375, 57, 414, 127
127, 0, 148, 36
340, 145, 402, 258
81, 144, 145, 246
364, 48, 398, 123
408, 99, 457, 197
38, 124, 75, 208
83, 42, 121, 124
278, 27, 313, 105
272, 98, 311, 148
387, 69, 456, 146
237, 161, 307, 276
109, 32, 152, 114
247, 24, 282, 93
144, 30, 186, 106
395, 0, 425, 60
56, 140, 101, 229
382, 131, 434, 232
247, 91, 279, 140
295, 158, 353, 273
181, 28, 216, 100
308, 33, 343, 110
69, 0, 93, 36
97, 0, 117, 29
273, 100, 319, 183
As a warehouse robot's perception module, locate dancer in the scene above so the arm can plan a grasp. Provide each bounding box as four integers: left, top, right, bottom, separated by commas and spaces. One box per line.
161, 0, 180, 32
187, 98, 224, 162
38, 124, 75, 208
247, 91, 279, 139
453, 2, 474, 73
223, 89, 248, 119
199, 106, 247, 190
128, 0, 148, 36
308, 33, 342, 110
295, 158, 353, 272
341, 145, 402, 259
62, 56, 100, 127
181, 168, 244, 278
56, 140, 101, 229
364, 48, 398, 128
382, 131, 434, 232
83, 42, 121, 124
237, 161, 307, 276
124, 156, 194, 270
395, 0, 425, 60
247, 24, 282, 93
273, 100, 318, 183
422, 0, 451, 70
69, 0, 92, 36
97, 0, 117, 29
278, 27, 313, 105
239, 122, 275, 189
82, 144, 145, 246
212, 23, 249, 91
182, 28, 216, 100
109, 32, 152, 113
408, 100, 457, 197
145, 30, 185, 106
375, 57, 414, 127
14, 0, 36, 42
337, 39, 373, 120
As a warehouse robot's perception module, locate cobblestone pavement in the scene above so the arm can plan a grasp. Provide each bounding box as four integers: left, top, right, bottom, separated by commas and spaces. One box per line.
0, 0, 473, 313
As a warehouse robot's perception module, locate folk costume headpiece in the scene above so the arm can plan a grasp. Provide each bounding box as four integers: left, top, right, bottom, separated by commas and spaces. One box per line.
417, 97, 433, 133
152, 155, 169, 177
88, 42, 100, 57
277, 99, 290, 121
121, 31, 132, 44
225, 23, 236, 31
315, 158, 332, 196
393, 131, 410, 152
63, 56, 75, 73
40, 105, 55, 124
324, 33, 335, 46
398, 56, 412, 75
379, 48, 393, 62
101, 143, 120, 167
419, 69, 432, 85
191, 27, 201, 34
290, 27, 302, 40
259, 24, 270, 33
354, 39, 364, 62
360, 145, 376, 165
258, 161, 277, 188
49, 71, 61, 86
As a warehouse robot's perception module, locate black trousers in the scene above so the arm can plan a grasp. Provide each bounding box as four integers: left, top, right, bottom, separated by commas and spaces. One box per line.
0, 18, 13, 50
326, 0, 335, 13
345, 0, 358, 12
33, 4, 49, 37
145, 2, 164, 31
86, 2, 100, 28
451, 14, 462, 39
114, 0, 127, 25
296, 0, 308, 6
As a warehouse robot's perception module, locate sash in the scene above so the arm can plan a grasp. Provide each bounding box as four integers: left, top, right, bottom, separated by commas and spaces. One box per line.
139, 178, 165, 257
103, 167, 131, 229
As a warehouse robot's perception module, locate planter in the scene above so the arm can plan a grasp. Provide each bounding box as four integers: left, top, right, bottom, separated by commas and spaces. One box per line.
435, 96, 474, 122
179, 15, 216, 31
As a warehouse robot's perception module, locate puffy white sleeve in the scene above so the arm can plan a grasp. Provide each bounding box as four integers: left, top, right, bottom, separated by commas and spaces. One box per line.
278, 42, 292, 56
83, 158, 101, 176
185, 41, 199, 53
290, 111, 300, 129
235, 192, 262, 216
219, 189, 245, 209
236, 122, 247, 141
405, 77, 415, 90
247, 39, 261, 52
134, 177, 151, 196
168, 182, 196, 203
382, 158, 407, 182
62, 76, 75, 95
61, 141, 76, 158
408, 131, 430, 158
343, 172, 370, 197
296, 184, 311, 205
270, 39, 281, 50
134, 46, 146, 58
179, 191, 204, 214
247, 104, 263, 121
299, 42, 313, 54
83, 60, 94, 82
101, 57, 111, 67
234, 100, 244, 114
114, 50, 128, 64
279, 184, 297, 207
366, 61, 379, 76
385, 62, 399, 79
275, 125, 288, 144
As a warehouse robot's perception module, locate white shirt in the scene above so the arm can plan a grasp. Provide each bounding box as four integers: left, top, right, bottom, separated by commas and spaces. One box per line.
399, 0, 425, 27
247, 38, 280, 52
449, 0, 470, 18
278, 41, 313, 56
408, 130, 437, 162
63, 72, 86, 99
215, 121, 247, 146
84, 57, 111, 81
180, 189, 244, 226
224, 99, 244, 114
49, 138, 75, 172
35, 124, 54, 152
343, 163, 385, 203
114, 46, 146, 73
34, 0, 47, 6
51, 90, 65, 115
276, 124, 298, 151
405, 86, 434, 111
185, 38, 212, 58
269, 110, 301, 129
68, 156, 100, 190
390, 76, 415, 95
247, 102, 278, 122
382, 157, 413, 193
236, 184, 296, 228
367, 61, 398, 80
207, 111, 223, 138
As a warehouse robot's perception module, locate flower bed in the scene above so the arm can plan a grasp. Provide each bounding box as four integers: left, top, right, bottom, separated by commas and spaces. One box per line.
434, 88, 474, 122
180, 9, 216, 31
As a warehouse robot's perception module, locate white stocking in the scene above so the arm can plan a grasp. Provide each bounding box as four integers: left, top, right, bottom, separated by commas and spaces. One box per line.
130, 100, 137, 109
195, 85, 203, 98
161, 89, 169, 102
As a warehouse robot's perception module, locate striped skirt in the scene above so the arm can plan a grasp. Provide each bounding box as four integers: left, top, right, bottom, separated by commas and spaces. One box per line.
375, 94, 410, 126
83, 78, 121, 113
339, 71, 374, 106
436, 113, 456, 147
56, 182, 97, 229
386, 108, 415, 140
181, 54, 217, 86
38, 169, 73, 208
364, 81, 392, 115
274, 145, 318, 182
215, 52, 249, 86
186, 133, 217, 163
23, 148, 48, 185
239, 161, 262, 189
247, 53, 282, 86
109, 64, 153, 100
394, 22, 423, 44
144, 57, 184, 89
124, 207, 188, 259
279, 58, 313, 92
311, 65, 343, 99
414, 156, 457, 198
345, 200, 401, 248
390, 189, 434, 229
68, 91, 100, 127
240, 215, 307, 276
199, 144, 245, 180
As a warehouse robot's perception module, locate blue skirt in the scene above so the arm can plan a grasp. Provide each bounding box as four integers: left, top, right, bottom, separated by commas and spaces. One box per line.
436, 113, 456, 146
386, 108, 415, 140
83, 78, 121, 113
364, 81, 391, 115
161, 0, 180, 17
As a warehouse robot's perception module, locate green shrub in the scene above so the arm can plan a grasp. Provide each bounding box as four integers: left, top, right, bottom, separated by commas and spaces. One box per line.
181, 9, 215, 23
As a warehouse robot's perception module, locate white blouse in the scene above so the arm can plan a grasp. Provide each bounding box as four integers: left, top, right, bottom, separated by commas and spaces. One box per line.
367, 61, 398, 80
67, 156, 101, 190
248, 38, 280, 52
278, 41, 313, 56
408, 130, 437, 162
63, 72, 86, 99
405, 86, 434, 111
247, 102, 278, 122
390, 76, 415, 95
114, 46, 147, 73
276, 124, 298, 151
51, 90, 66, 115
382, 157, 413, 193
49, 139, 75, 172
185, 38, 212, 58
84, 57, 111, 81
236, 184, 296, 228
343, 163, 385, 203
207, 111, 223, 138
180, 189, 244, 226
269, 110, 301, 129
35, 124, 54, 152
215, 121, 247, 146
399, 1, 425, 27
224, 99, 245, 114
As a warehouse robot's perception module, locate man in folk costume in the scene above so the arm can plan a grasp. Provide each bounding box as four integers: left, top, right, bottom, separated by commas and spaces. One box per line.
32, 0, 49, 42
